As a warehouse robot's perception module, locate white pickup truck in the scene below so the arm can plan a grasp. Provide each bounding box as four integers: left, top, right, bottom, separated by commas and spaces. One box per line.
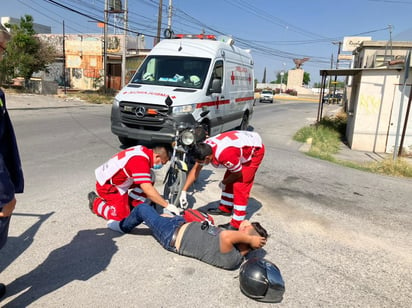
259, 89, 274, 103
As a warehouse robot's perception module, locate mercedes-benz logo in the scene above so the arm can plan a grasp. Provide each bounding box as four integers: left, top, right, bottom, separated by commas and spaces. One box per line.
135, 106, 146, 118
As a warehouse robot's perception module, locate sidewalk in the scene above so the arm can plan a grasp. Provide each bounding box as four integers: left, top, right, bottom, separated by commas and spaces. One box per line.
5, 92, 88, 109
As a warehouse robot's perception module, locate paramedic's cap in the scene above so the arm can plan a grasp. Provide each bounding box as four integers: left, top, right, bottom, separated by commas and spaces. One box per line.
190, 75, 201, 86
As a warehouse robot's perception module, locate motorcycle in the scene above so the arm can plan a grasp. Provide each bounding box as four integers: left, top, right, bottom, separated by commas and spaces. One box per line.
160, 96, 209, 208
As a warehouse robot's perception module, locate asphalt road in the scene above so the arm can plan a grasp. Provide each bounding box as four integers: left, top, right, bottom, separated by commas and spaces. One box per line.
0, 94, 411, 307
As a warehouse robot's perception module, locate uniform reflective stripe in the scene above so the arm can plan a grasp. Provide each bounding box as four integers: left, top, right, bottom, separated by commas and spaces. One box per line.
229, 162, 242, 173
130, 187, 143, 193
232, 213, 246, 221
221, 191, 233, 198
103, 206, 111, 218
122, 168, 130, 178
129, 192, 146, 201
132, 172, 151, 182
220, 199, 233, 206
132, 172, 151, 177
96, 200, 106, 215
233, 204, 247, 211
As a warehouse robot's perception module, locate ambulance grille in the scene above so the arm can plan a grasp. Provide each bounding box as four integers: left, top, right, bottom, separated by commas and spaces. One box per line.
119, 101, 169, 129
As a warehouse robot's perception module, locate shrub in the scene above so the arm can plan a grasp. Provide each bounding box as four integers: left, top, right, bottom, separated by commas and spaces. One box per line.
284, 89, 298, 96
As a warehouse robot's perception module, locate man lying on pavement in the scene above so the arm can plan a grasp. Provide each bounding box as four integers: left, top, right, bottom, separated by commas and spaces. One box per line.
107, 203, 268, 270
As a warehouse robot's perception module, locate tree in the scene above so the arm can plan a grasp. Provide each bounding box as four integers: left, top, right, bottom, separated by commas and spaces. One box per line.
262, 67, 266, 83
254, 78, 258, 89
0, 15, 56, 85
303, 72, 310, 86
275, 71, 288, 85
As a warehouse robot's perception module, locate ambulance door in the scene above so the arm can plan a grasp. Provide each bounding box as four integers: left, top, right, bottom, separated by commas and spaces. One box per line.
222, 57, 246, 132
207, 59, 226, 135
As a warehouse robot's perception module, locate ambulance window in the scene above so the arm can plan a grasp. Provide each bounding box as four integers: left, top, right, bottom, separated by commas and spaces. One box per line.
207, 60, 223, 94
131, 56, 210, 89
213, 60, 223, 80
131, 57, 157, 83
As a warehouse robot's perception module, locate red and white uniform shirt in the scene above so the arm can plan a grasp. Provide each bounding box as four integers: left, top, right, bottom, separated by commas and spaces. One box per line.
95, 145, 154, 201
205, 130, 263, 172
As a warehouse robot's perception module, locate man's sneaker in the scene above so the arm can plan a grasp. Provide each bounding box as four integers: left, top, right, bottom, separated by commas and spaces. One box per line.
207, 208, 231, 216
107, 220, 124, 234
88, 191, 98, 214
218, 222, 238, 230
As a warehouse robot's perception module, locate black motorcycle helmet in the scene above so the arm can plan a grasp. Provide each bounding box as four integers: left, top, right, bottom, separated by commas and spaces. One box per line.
239, 258, 285, 303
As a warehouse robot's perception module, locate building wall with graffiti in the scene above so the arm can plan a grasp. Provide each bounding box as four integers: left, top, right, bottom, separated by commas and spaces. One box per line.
347, 69, 412, 154
36, 34, 144, 91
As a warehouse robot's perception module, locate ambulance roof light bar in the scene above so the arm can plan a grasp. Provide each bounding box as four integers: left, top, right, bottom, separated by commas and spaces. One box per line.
174, 34, 217, 40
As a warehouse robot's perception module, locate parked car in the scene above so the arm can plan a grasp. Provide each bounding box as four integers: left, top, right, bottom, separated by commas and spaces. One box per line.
259, 89, 274, 103
322, 93, 342, 104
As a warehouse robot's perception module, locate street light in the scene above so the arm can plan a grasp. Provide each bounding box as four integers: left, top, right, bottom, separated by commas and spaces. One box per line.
280, 62, 286, 93
280, 71, 284, 93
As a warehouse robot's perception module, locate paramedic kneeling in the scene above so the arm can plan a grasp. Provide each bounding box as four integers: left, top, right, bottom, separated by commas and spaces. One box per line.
107, 203, 268, 270
88, 145, 180, 221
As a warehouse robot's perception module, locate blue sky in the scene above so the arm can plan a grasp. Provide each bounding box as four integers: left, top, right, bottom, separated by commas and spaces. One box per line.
2, 0, 412, 85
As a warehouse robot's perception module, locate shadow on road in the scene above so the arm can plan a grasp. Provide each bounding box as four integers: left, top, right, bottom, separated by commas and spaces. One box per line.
2, 227, 122, 307
196, 197, 262, 220
0, 212, 54, 274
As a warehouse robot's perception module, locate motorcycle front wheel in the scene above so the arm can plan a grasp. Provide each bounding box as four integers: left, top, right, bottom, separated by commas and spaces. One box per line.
163, 166, 187, 207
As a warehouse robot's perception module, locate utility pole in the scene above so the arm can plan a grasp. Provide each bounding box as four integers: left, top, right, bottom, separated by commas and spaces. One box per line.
121, 0, 128, 88
167, 0, 173, 31
62, 20, 67, 94
327, 53, 334, 91
103, 0, 108, 91
332, 41, 342, 98
155, 0, 163, 45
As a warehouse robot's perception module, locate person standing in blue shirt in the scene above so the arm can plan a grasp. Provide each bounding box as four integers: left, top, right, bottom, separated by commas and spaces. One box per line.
0, 88, 24, 299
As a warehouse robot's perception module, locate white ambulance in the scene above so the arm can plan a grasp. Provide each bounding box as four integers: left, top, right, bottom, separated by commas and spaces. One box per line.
111, 34, 255, 146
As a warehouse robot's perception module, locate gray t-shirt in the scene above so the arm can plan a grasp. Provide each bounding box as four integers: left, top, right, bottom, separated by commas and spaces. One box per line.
178, 222, 243, 269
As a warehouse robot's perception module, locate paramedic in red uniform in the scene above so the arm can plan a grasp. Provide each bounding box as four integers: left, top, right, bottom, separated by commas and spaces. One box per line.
88, 145, 180, 221
180, 130, 265, 230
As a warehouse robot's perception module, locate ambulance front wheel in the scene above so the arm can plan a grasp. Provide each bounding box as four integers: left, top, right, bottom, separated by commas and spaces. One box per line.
239, 113, 249, 131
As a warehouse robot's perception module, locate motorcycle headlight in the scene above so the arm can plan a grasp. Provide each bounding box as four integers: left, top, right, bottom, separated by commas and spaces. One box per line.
181, 130, 195, 146
172, 104, 195, 114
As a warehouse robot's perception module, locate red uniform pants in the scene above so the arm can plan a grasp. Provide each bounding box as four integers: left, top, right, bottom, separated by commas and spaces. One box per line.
218, 145, 265, 229
92, 182, 131, 221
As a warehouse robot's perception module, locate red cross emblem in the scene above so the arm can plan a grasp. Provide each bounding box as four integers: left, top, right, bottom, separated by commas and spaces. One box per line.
231, 71, 236, 85
114, 148, 134, 159
216, 131, 239, 141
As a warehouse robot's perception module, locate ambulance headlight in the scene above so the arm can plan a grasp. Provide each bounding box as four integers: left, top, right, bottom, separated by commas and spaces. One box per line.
181, 130, 195, 145
172, 104, 195, 114
113, 97, 120, 107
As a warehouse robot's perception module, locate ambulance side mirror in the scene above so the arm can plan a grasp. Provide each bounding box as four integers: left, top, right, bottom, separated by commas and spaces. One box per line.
207, 78, 222, 95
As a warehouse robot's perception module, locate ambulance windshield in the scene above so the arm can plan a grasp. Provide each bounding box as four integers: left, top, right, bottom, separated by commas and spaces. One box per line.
131, 56, 211, 89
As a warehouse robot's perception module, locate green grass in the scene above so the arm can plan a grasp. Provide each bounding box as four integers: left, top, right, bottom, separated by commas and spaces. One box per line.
294, 113, 412, 178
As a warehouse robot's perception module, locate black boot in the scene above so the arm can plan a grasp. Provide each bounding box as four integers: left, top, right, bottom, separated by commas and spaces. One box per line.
0, 283, 6, 299
88, 191, 98, 213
